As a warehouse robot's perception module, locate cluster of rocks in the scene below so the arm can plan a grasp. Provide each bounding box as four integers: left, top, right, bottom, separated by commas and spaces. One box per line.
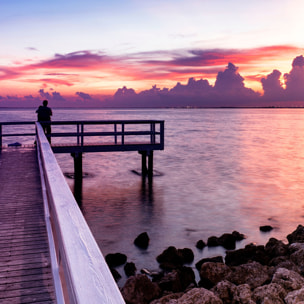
105, 225, 304, 304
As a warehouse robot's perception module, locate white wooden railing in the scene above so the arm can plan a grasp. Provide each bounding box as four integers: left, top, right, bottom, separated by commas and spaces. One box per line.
36, 122, 125, 304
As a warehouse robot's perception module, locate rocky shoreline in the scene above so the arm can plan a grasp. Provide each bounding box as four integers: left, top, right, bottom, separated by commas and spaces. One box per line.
106, 225, 304, 304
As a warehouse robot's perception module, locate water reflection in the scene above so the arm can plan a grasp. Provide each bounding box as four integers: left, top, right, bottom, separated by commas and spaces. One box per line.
4, 108, 304, 287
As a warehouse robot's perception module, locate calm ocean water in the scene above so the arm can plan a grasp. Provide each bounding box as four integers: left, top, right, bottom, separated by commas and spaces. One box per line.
2, 107, 304, 283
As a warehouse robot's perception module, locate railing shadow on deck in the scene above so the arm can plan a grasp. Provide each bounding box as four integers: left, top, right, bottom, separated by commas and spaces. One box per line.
36, 122, 125, 304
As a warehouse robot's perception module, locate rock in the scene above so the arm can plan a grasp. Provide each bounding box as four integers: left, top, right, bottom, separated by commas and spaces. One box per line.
196, 239, 206, 249
124, 262, 137, 277
232, 230, 246, 241
121, 274, 161, 304
270, 257, 300, 273
285, 287, 304, 304
287, 225, 304, 244
156, 246, 194, 269
218, 233, 237, 250
178, 266, 196, 290
174, 287, 223, 304
149, 292, 184, 304
272, 267, 304, 292
226, 261, 271, 289
232, 284, 255, 304
211, 280, 236, 304
260, 225, 273, 232
199, 262, 232, 288
157, 246, 183, 269
207, 232, 245, 250
134, 232, 150, 249
195, 256, 224, 271
290, 248, 304, 272
105, 252, 127, 267
225, 243, 269, 266
157, 267, 196, 293
289, 242, 304, 253
207, 236, 219, 247
177, 248, 194, 264
252, 283, 286, 304
265, 237, 289, 258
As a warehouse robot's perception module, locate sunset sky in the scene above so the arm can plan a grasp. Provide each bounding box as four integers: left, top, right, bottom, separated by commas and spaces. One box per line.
1, 0, 304, 106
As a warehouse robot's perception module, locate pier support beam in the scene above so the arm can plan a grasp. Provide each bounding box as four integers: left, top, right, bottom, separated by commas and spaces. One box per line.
71, 152, 83, 206
139, 150, 153, 180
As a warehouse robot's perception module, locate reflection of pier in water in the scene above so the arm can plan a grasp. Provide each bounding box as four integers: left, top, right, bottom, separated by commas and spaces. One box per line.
0, 120, 164, 303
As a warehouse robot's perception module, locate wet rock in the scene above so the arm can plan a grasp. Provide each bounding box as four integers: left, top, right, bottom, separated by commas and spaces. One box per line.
232, 230, 246, 241
105, 252, 127, 267
260, 225, 274, 232
218, 233, 237, 250
134, 232, 150, 249
265, 237, 289, 258
285, 287, 304, 304
156, 266, 196, 293
195, 256, 224, 271
156, 246, 194, 270
124, 262, 137, 277
287, 225, 304, 244
177, 248, 194, 264
121, 274, 161, 304
199, 262, 232, 288
211, 280, 236, 304
226, 261, 271, 289
272, 267, 304, 292
156, 246, 182, 269
178, 266, 196, 290
196, 239, 206, 249
174, 287, 223, 304
207, 232, 245, 250
232, 284, 255, 304
225, 243, 269, 266
252, 283, 286, 304
207, 236, 219, 247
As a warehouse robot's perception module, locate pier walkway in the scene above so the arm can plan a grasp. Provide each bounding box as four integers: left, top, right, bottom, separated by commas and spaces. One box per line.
0, 119, 164, 303
0, 148, 55, 303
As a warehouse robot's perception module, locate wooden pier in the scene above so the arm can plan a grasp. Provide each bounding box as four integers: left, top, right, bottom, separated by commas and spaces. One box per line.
0, 148, 55, 303
0, 119, 164, 303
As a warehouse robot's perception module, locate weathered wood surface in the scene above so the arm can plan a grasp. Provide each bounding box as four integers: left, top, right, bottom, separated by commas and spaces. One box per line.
37, 122, 125, 303
0, 148, 55, 303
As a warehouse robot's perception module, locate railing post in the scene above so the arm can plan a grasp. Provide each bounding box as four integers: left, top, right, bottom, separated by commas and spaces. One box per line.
0, 124, 2, 151
121, 123, 125, 145
71, 152, 83, 206
160, 121, 164, 149
114, 124, 117, 144
81, 123, 84, 147
150, 123, 156, 144
77, 123, 80, 145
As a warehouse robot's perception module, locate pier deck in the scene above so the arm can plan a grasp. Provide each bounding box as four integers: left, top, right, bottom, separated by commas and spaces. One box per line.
0, 148, 55, 303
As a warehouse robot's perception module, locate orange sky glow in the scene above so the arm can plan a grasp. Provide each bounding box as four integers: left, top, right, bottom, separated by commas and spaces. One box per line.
1, 0, 304, 107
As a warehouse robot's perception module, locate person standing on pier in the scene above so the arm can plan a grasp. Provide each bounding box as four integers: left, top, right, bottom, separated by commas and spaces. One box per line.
36, 100, 52, 143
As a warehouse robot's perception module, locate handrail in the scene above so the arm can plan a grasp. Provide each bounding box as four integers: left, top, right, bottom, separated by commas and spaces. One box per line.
0, 120, 165, 150
36, 122, 125, 303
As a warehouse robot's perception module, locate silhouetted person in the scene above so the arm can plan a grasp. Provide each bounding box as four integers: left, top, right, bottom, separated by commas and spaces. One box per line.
36, 100, 52, 143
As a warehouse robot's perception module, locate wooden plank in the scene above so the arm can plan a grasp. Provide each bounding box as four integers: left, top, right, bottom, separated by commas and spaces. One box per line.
0, 149, 55, 303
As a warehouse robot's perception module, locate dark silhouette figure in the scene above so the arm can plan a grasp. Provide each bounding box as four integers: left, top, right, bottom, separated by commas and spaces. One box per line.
36, 100, 52, 143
